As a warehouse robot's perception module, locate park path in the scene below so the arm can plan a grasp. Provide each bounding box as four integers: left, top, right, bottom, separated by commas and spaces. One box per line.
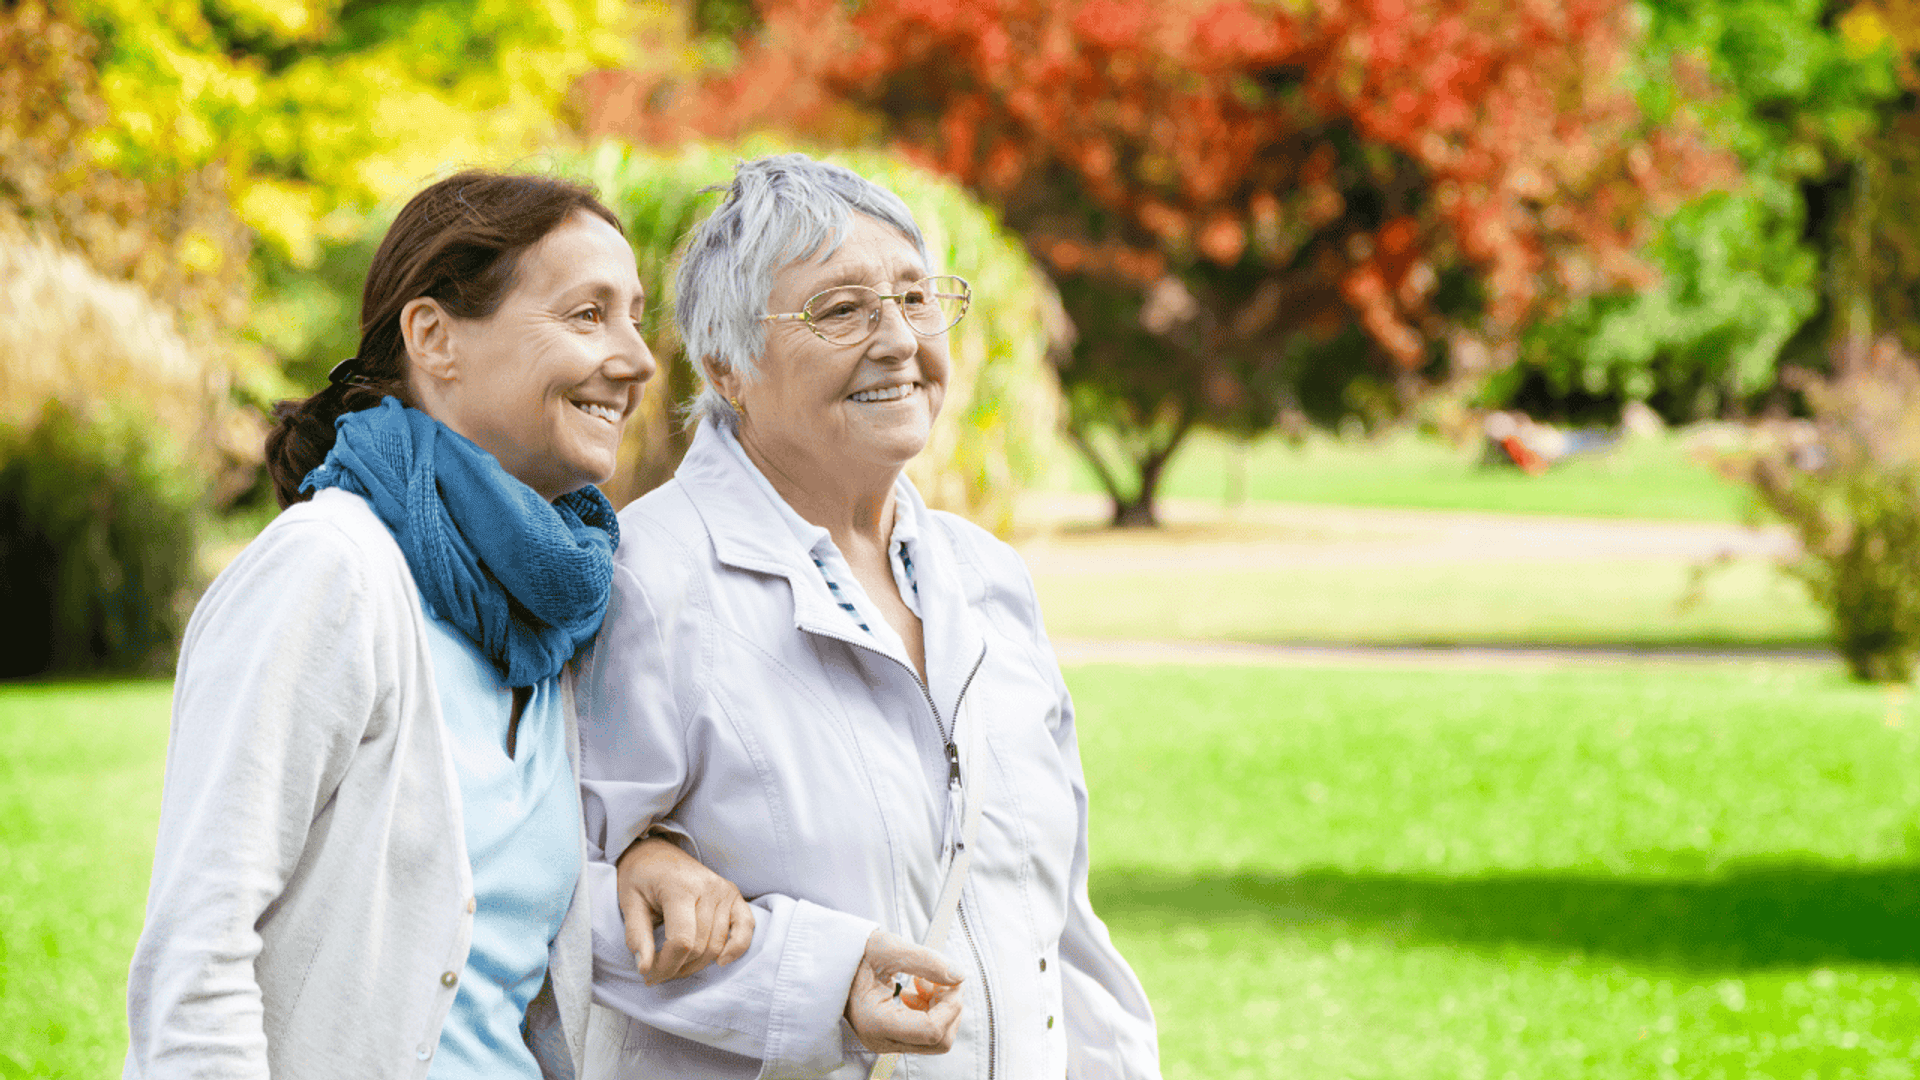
1012, 492, 1821, 669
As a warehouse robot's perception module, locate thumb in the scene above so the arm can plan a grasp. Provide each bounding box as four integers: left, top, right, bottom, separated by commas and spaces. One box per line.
883, 942, 964, 987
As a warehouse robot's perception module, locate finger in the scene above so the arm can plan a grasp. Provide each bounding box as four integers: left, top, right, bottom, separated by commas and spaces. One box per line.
622, 892, 660, 976
661, 890, 717, 981
879, 994, 962, 1045
649, 894, 701, 985
696, 890, 734, 969
718, 897, 753, 965
874, 995, 964, 1054
926, 991, 964, 1048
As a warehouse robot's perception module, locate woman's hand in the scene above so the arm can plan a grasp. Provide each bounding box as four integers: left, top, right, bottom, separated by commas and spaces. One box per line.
844, 930, 965, 1054
615, 834, 755, 984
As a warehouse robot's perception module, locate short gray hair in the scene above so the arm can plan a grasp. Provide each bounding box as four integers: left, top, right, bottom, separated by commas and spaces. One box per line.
676, 153, 928, 426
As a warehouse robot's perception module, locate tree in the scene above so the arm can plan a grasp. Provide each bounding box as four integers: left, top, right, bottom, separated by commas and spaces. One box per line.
1490, 0, 1902, 423
584, 0, 1726, 524
65, 0, 640, 266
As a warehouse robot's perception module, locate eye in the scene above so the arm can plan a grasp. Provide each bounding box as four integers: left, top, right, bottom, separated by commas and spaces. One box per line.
573, 305, 604, 325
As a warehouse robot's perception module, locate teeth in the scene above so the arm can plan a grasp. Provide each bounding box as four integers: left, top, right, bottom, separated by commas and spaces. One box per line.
850, 383, 915, 403
572, 400, 620, 423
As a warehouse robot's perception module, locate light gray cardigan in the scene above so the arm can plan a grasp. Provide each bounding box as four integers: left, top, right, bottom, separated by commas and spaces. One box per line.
124, 488, 591, 1080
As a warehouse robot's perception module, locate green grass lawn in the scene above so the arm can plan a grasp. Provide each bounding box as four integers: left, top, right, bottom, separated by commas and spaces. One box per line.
0, 680, 170, 1079
1070, 662, 1920, 1079
1039, 557, 1830, 649
1066, 429, 1753, 522
12, 662, 1920, 1077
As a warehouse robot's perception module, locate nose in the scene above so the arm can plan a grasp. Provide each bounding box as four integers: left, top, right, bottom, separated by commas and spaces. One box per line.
606, 316, 658, 387
866, 297, 920, 363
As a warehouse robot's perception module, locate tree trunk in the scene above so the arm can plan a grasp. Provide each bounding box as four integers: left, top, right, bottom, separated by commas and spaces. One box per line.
1108, 451, 1169, 527
1109, 496, 1159, 528
1064, 411, 1194, 529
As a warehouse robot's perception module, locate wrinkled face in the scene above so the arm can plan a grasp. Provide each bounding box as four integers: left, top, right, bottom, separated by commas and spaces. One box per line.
737, 213, 949, 488
435, 212, 654, 501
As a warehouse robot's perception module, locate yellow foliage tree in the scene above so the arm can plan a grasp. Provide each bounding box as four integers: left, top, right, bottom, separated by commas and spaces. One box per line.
68, 0, 642, 265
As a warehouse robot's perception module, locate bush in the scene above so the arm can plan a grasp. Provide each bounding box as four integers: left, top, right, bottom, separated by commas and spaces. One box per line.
1720, 342, 1920, 681
0, 403, 203, 677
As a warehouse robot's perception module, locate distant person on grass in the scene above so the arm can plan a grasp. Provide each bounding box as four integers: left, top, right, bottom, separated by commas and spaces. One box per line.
123, 171, 751, 1079
573, 153, 1162, 1078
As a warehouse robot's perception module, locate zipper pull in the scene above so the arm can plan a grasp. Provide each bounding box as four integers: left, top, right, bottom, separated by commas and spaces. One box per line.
942, 740, 964, 861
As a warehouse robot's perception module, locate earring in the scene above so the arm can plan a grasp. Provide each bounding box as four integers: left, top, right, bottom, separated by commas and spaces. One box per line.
729, 396, 747, 420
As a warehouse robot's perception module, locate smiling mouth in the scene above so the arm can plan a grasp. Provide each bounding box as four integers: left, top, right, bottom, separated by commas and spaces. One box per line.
849, 383, 918, 404
570, 399, 624, 424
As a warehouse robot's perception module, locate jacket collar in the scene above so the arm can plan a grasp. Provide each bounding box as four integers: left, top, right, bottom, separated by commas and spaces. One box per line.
675, 419, 987, 725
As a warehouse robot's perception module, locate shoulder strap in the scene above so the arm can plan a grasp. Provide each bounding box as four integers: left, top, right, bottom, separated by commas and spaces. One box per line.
869, 691, 985, 1079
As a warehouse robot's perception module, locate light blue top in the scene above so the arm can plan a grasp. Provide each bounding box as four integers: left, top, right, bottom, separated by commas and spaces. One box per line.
422, 614, 582, 1080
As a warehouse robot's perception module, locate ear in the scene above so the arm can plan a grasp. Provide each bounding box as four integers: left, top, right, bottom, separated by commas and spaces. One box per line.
702, 356, 740, 402
400, 297, 458, 383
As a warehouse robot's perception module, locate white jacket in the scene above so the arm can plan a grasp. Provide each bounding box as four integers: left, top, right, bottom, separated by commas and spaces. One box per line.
575, 421, 1160, 1079
124, 488, 592, 1080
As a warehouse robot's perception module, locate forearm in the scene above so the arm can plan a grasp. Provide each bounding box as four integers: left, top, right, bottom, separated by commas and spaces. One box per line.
587, 860, 876, 1074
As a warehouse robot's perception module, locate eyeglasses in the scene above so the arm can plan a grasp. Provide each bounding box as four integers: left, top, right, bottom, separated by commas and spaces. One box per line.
762, 275, 972, 346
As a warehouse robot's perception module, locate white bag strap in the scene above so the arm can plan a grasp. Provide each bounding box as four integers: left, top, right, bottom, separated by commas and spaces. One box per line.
869, 692, 985, 1080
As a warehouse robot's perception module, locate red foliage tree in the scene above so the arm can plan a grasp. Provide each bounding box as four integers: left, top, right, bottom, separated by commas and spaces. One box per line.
586, 0, 1728, 525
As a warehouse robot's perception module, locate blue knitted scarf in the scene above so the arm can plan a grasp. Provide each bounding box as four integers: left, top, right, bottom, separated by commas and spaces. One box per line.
301, 397, 619, 687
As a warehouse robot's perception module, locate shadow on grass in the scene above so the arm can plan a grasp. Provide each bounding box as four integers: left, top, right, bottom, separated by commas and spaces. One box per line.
1091, 861, 1920, 968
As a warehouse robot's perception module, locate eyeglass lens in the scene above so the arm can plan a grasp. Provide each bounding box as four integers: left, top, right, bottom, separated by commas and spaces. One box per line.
805, 276, 970, 344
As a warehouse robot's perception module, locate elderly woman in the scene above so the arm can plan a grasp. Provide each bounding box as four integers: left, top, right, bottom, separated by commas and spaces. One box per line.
124, 170, 749, 1080
576, 154, 1161, 1078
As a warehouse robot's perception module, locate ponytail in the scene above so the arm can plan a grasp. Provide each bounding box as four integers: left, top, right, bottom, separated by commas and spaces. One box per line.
264, 373, 409, 509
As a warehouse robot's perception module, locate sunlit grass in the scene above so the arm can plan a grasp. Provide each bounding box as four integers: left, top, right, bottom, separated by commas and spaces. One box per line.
15, 663, 1919, 1078
1064, 428, 1752, 522
0, 680, 170, 1079
1071, 662, 1920, 1079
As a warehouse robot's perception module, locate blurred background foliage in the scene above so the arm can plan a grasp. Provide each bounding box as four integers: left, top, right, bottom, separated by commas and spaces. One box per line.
11, 0, 1920, 674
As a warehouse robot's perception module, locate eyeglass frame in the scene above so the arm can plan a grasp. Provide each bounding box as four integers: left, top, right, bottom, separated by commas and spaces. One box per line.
761, 274, 972, 346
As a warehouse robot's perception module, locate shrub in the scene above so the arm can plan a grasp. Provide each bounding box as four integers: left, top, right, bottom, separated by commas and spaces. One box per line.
0, 403, 202, 677
0, 227, 220, 676
1720, 341, 1920, 681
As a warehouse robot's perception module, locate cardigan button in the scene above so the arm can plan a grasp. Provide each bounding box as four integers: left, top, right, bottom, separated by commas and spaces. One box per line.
1038, 957, 1046, 972
415, 1045, 433, 1061
441, 971, 459, 988
1047, 1015, 1055, 1029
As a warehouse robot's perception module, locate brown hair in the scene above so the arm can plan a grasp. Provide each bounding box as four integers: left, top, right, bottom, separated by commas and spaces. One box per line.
265, 170, 624, 507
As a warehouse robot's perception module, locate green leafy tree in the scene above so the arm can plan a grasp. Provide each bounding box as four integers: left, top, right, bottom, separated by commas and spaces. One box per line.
1494, 0, 1902, 421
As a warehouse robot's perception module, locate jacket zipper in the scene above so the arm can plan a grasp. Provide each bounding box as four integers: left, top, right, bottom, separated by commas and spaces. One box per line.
956, 899, 998, 1080
805, 621, 998, 1077
914, 654, 995, 1080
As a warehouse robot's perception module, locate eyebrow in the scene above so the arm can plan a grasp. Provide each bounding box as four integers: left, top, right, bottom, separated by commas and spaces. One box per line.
557, 280, 646, 309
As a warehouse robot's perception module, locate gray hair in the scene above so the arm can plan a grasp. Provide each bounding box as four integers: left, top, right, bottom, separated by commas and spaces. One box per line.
676, 153, 929, 426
